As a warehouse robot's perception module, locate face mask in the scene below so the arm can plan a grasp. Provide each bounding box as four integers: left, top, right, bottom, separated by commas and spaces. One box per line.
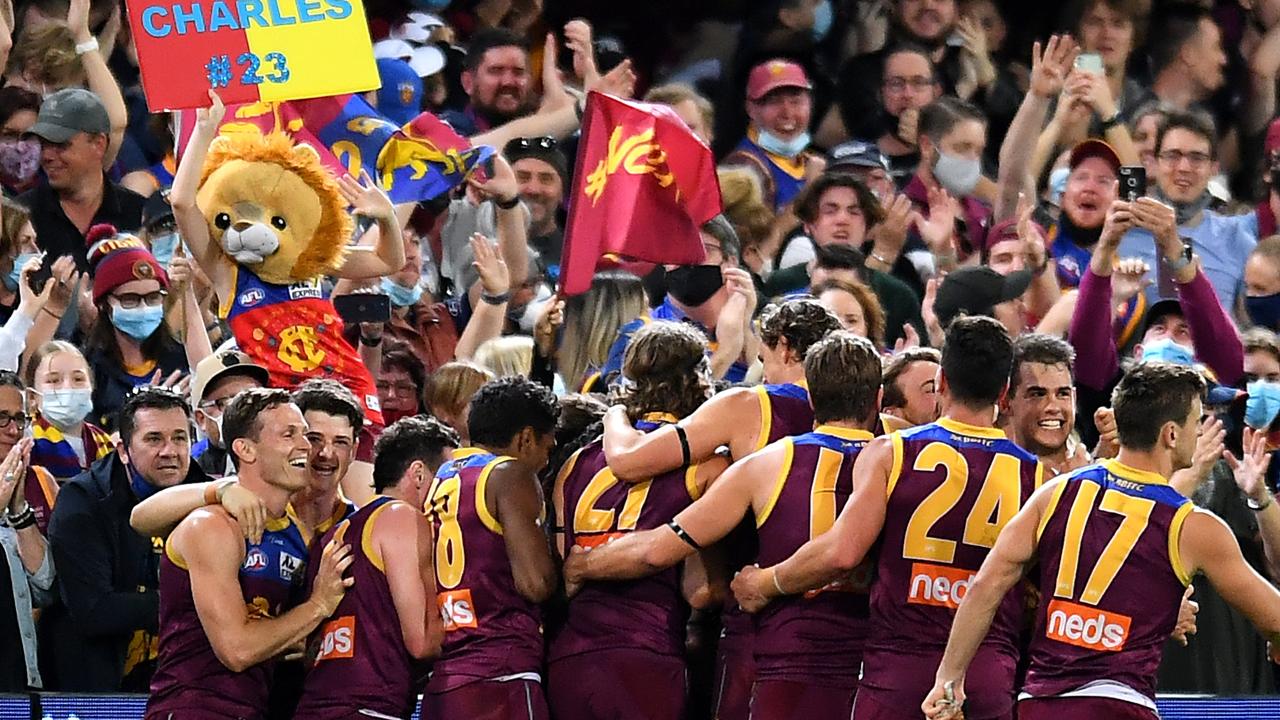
1048, 167, 1070, 207
41, 388, 92, 431
757, 129, 811, 158
1247, 381, 1280, 430
1140, 337, 1195, 367
513, 283, 553, 333
3, 252, 39, 292
380, 276, 424, 307
149, 232, 181, 267
111, 304, 165, 341
665, 265, 724, 307
0, 139, 39, 189
932, 150, 982, 197
207, 412, 225, 448
1248, 292, 1280, 331
811, 0, 833, 41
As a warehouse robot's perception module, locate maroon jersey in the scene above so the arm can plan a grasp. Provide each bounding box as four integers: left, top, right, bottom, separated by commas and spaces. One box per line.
549, 414, 703, 662
1023, 460, 1193, 706
861, 418, 1042, 718
754, 425, 874, 686
424, 449, 543, 693
751, 382, 814, 454
147, 512, 310, 720
294, 497, 417, 719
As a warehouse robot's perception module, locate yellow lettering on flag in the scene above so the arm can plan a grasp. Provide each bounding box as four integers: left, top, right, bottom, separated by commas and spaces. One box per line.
584, 126, 676, 206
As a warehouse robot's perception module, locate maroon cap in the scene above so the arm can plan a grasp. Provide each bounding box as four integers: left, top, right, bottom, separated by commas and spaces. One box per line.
982, 216, 1046, 255
1069, 139, 1121, 174
746, 59, 811, 101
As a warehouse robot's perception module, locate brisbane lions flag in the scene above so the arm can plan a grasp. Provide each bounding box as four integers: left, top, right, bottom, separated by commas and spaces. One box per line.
559, 91, 723, 296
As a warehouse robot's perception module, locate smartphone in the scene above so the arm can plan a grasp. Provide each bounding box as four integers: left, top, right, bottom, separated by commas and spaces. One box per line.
1118, 166, 1146, 202
1075, 53, 1104, 75
333, 293, 391, 324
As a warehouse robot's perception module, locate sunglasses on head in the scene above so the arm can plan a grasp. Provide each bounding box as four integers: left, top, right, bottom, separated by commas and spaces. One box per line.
505, 137, 558, 155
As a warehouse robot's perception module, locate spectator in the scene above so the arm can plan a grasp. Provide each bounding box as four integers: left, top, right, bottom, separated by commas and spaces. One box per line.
0, 199, 40, 324
1116, 111, 1258, 310
812, 278, 887, 347
25, 341, 112, 481
439, 28, 533, 137
0, 87, 41, 196
505, 136, 566, 272
1243, 327, 1280, 385
188, 349, 267, 479
1047, 140, 1122, 288
826, 139, 898, 202
718, 167, 777, 277
1147, 5, 1228, 119
4, 23, 83, 93
43, 387, 208, 692
869, 44, 942, 187
422, 360, 493, 445
778, 172, 884, 270
373, 57, 425, 126
879, 345, 942, 433
474, 335, 534, 378
1129, 100, 1169, 177
0, 373, 53, 691
933, 265, 1032, 341
722, 59, 817, 213
981, 216, 1059, 322
376, 344, 427, 426
644, 83, 715, 146
557, 270, 647, 394
1073, 0, 1152, 127
1245, 234, 1280, 331
905, 96, 992, 266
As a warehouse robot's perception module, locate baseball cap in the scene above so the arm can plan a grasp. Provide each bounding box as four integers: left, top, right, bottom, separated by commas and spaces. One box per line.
746, 59, 811, 101
142, 190, 174, 230
1140, 298, 1183, 339
376, 58, 424, 127
1069, 139, 1121, 174
373, 38, 415, 61
981, 216, 1047, 256
409, 44, 446, 78
191, 349, 270, 409
827, 140, 889, 173
27, 88, 110, 143
504, 136, 568, 182
934, 266, 1033, 328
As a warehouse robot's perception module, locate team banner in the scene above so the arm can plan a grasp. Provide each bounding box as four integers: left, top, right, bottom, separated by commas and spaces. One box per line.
176, 95, 494, 203
560, 91, 722, 296
125, 0, 380, 111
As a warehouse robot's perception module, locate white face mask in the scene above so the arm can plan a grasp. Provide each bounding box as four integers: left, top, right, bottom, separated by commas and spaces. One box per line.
932, 150, 982, 197
41, 388, 92, 431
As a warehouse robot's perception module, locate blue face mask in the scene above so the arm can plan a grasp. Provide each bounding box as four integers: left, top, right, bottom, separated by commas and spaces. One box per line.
1247, 381, 1280, 430
149, 232, 181, 267
1248, 292, 1280, 331
3, 252, 39, 291
1140, 337, 1195, 367
757, 129, 811, 158
381, 277, 424, 308
811, 0, 833, 41
111, 304, 165, 341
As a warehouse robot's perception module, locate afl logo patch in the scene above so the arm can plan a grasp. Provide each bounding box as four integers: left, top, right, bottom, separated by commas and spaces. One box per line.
244, 548, 268, 571
239, 288, 265, 308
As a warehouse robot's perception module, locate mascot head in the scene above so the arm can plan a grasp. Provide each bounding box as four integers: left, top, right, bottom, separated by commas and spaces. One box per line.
196, 131, 352, 285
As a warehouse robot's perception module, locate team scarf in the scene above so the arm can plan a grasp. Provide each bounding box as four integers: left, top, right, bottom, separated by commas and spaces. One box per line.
31, 416, 114, 480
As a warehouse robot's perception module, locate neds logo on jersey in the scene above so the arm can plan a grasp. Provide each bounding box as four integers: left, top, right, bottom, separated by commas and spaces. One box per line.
438, 589, 478, 631
315, 616, 355, 662
1045, 599, 1131, 651
907, 563, 975, 609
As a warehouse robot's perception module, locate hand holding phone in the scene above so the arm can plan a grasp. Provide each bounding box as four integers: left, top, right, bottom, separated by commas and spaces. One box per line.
333, 293, 392, 325
1118, 166, 1146, 202
1074, 53, 1104, 75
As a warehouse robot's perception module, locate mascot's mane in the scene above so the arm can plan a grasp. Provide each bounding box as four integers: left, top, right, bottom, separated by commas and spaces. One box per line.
201, 131, 353, 279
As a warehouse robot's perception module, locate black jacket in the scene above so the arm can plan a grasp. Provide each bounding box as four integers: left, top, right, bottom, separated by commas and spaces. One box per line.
39, 453, 208, 691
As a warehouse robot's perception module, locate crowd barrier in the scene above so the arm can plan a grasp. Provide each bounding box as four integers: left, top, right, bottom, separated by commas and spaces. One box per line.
0, 694, 1278, 719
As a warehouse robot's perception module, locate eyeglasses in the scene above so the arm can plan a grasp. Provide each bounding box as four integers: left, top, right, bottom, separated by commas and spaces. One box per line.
110, 290, 168, 309
198, 396, 235, 412
376, 380, 419, 397
505, 137, 558, 155
883, 76, 935, 92
1157, 150, 1212, 167
0, 412, 30, 430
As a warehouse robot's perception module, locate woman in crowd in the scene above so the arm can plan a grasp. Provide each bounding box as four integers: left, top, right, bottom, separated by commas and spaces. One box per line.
475, 335, 534, 378
24, 341, 113, 481
376, 344, 429, 426
813, 278, 887, 348
0, 199, 40, 325
558, 270, 648, 393
0, 87, 40, 197
422, 360, 493, 446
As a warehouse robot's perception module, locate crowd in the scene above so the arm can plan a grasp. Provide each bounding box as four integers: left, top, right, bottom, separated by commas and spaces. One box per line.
1, 0, 1280, 717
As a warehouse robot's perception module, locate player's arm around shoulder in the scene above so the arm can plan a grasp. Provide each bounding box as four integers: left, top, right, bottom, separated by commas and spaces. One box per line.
376, 500, 442, 660
488, 459, 557, 604
1181, 508, 1280, 641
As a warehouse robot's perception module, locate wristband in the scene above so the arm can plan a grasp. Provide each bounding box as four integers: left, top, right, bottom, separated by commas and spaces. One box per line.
8, 508, 35, 530
771, 567, 787, 596
869, 250, 893, 267
675, 425, 691, 468
495, 195, 521, 210
42, 307, 63, 320
1099, 112, 1122, 132
666, 520, 702, 550
75, 37, 100, 55
480, 291, 510, 306
1249, 494, 1274, 512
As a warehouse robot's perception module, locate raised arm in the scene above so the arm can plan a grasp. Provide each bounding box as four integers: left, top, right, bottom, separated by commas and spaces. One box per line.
170, 91, 224, 269
68, 0, 127, 168
1069, 201, 1130, 390
334, 171, 405, 279
180, 510, 351, 672
378, 501, 443, 660
167, 252, 213, 371
1245, 21, 1280, 136
1184, 508, 1280, 646
130, 480, 267, 542
456, 234, 509, 360
995, 36, 1076, 220
466, 155, 529, 293
488, 461, 557, 603
20, 256, 78, 376
602, 389, 750, 480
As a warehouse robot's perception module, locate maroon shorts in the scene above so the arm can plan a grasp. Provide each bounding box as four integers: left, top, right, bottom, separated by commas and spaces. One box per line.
420, 678, 549, 720
853, 690, 1014, 720
1018, 697, 1158, 720
547, 649, 685, 720
713, 640, 755, 720
749, 679, 856, 719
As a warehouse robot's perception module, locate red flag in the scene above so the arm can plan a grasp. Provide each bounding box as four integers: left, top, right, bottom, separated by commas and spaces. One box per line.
559, 92, 723, 296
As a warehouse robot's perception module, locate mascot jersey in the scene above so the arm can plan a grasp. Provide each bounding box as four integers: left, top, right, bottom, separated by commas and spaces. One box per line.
220, 265, 384, 425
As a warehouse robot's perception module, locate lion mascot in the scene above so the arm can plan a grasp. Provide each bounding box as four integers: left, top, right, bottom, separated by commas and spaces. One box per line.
172, 118, 408, 449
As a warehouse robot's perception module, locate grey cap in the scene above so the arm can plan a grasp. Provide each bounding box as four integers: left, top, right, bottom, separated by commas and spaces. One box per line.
28, 88, 110, 143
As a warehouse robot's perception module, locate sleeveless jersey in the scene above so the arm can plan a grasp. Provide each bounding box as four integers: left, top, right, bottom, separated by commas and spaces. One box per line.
861, 418, 1042, 718
221, 265, 383, 425
549, 414, 703, 661
753, 426, 874, 686
425, 449, 543, 692
1023, 460, 1193, 708
147, 512, 310, 719
294, 497, 416, 719
724, 135, 807, 211
751, 382, 814, 454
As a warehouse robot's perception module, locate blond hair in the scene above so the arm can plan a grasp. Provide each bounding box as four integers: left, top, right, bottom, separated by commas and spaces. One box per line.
474, 336, 534, 379
558, 270, 648, 391
424, 361, 493, 419
0, 199, 31, 260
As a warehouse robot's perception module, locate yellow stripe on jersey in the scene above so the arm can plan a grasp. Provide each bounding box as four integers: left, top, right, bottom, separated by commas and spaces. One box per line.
936, 417, 1008, 440
1034, 461, 1046, 490
164, 536, 187, 570
756, 439, 794, 528
362, 501, 396, 574
1037, 479, 1069, 542
475, 456, 517, 535
1167, 503, 1196, 586
685, 464, 704, 501
886, 432, 905, 498
754, 385, 772, 452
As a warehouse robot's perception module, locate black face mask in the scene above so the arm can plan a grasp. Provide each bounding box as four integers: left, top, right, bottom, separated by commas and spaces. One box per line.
665, 265, 723, 307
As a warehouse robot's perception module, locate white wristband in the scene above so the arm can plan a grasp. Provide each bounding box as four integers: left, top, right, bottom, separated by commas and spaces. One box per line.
75, 37, 100, 55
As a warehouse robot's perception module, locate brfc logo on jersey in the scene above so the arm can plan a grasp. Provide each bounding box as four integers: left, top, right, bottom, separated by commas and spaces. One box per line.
244, 548, 269, 571
279, 552, 303, 581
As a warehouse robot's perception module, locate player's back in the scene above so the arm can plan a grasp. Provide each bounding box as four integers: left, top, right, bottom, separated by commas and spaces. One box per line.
146, 512, 309, 720
424, 449, 543, 693
753, 382, 814, 452
550, 414, 703, 661
294, 497, 416, 719
860, 418, 1041, 719
753, 426, 873, 687
1023, 460, 1191, 710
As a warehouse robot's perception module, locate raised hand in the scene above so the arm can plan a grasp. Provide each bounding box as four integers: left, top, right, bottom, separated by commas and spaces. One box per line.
591, 58, 637, 98
892, 323, 921, 353
44, 255, 81, 316
66, 0, 91, 42
196, 90, 226, 134
1093, 407, 1119, 459
912, 187, 959, 257
466, 154, 519, 206
469, 233, 510, 297
1226, 427, 1275, 505
338, 170, 396, 224
564, 19, 598, 87
898, 107, 920, 146
534, 297, 565, 357
1097, 200, 1133, 258
873, 193, 912, 255
17, 254, 50, 315
1110, 258, 1151, 305
539, 32, 573, 112
1029, 35, 1079, 99
0, 438, 31, 512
